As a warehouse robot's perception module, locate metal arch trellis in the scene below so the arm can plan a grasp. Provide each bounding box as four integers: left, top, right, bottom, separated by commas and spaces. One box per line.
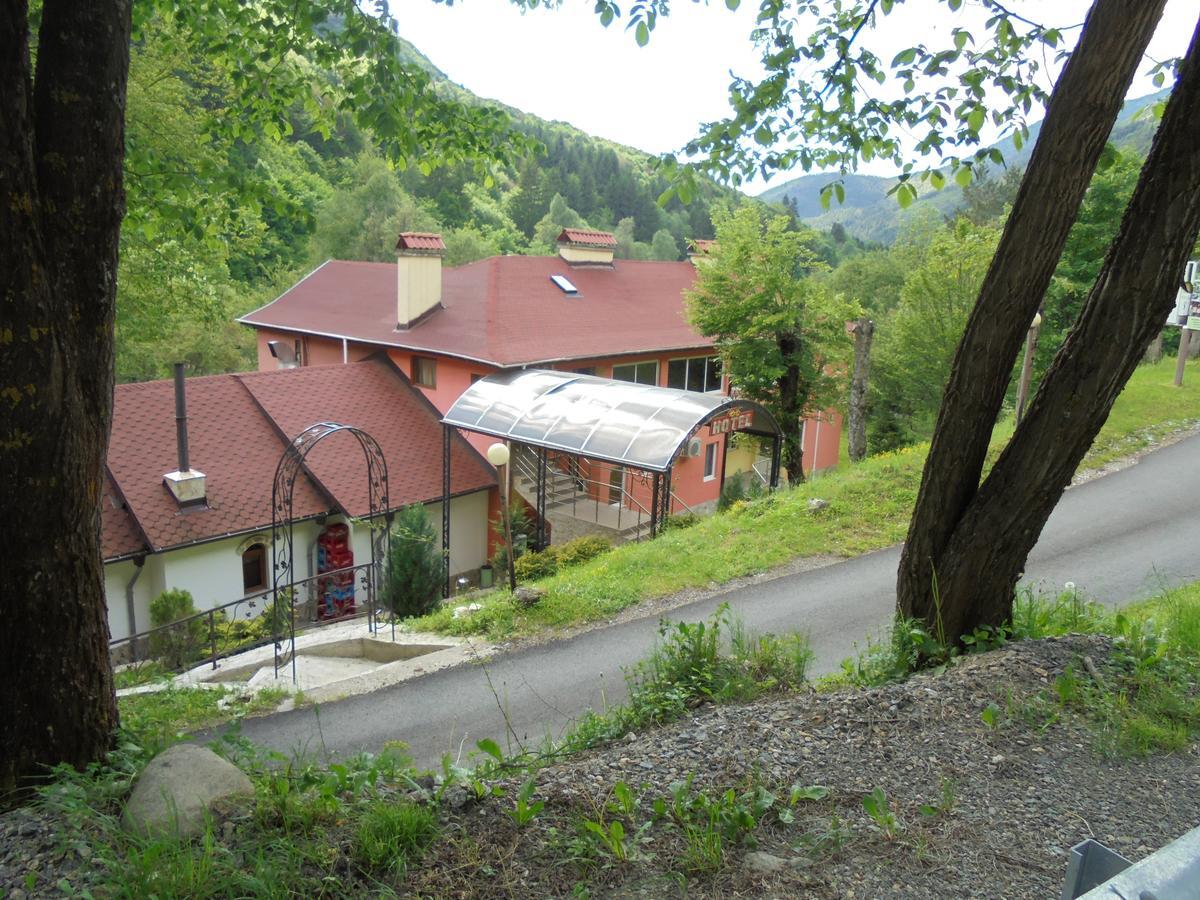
270, 422, 391, 683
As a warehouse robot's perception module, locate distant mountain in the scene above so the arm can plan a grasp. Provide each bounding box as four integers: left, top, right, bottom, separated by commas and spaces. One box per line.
758, 89, 1168, 244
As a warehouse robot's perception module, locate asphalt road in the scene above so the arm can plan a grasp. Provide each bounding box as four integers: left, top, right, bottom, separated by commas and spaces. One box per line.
226, 433, 1200, 769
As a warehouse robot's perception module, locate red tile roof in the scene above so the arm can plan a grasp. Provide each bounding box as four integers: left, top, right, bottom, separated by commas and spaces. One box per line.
102, 357, 493, 560
240, 256, 711, 367
557, 228, 618, 248
396, 232, 446, 253
237, 360, 493, 518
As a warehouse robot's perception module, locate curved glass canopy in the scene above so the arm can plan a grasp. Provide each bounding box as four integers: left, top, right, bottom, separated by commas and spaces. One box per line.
442, 368, 781, 473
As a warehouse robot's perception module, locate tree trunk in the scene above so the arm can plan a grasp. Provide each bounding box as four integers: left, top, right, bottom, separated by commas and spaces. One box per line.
0, 0, 130, 798
897, 0, 1173, 637
901, 9, 1200, 643
847, 317, 874, 462
777, 336, 806, 485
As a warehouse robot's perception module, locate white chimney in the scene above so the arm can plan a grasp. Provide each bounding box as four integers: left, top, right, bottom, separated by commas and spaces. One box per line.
556, 228, 616, 267
396, 232, 446, 330
163, 363, 206, 507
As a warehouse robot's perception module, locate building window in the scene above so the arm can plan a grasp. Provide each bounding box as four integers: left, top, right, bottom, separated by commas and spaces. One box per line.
412, 356, 437, 388
667, 356, 723, 393
573, 366, 597, 376
242, 544, 267, 593
703, 441, 718, 481
612, 361, 658, 385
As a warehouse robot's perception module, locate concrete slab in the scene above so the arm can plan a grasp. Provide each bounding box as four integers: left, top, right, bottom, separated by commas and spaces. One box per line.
166, 617, 493, 704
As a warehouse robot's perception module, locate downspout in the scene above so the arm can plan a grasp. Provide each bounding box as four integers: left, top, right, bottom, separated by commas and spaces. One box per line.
125, 554, 146, 660
342, 338, 348, 365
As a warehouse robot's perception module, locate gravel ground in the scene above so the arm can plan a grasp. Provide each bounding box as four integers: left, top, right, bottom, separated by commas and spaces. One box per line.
2, 637, 1196, 898
412, 634, 1199, 898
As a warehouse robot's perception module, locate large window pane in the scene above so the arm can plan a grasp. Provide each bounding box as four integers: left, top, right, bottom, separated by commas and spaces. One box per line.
704, 356, 723, 393
686, 360, 705, 392
667, 359, 687, 390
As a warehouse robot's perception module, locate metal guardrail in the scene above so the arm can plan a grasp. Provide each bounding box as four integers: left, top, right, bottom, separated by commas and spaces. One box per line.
1062, 826, 1200, 899
110, 562, 378, 674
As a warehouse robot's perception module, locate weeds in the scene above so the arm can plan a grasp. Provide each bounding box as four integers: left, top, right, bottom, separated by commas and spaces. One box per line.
862, 787, 901, 839
353, 800, 438, 875
508, 777, 545, 827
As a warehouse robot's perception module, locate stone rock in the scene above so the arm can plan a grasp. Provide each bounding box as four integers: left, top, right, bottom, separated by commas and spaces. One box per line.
513, 587, 546, 608
743, 851, 789, 874
452, 603, 482, 619
122, 744, 254, 839
807, 498, 829, 511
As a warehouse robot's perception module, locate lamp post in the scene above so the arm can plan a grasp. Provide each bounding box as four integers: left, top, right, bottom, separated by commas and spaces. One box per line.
486, 442, 516, 590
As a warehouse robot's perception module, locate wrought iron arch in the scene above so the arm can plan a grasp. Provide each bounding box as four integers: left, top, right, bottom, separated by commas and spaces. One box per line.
270, 422, 390, 682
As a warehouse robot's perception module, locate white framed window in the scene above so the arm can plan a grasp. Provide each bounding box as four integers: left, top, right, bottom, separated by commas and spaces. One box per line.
412, 356, 437, 388
612, 361, 659, 385
667, 356, 723, 393
703, 441, 718, 481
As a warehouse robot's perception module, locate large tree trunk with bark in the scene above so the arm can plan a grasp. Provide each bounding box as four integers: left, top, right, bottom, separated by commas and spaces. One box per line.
898, 2, 1200, 643
776, 335, 806, 485
0, 0, 130, 798
847, 317, 874, 462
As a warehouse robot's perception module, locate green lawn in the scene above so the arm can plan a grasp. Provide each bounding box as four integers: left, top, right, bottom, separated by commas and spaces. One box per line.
413, 358, 1200, 641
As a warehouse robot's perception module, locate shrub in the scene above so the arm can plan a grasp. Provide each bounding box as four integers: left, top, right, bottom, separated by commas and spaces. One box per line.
512, 535, 612, 583
148, 589, 206, 669
555, 535, 611, 568
513, 545, 560, 582
382, 505, 444, 619
718, 478, 745, 512
663, 512, 700, 531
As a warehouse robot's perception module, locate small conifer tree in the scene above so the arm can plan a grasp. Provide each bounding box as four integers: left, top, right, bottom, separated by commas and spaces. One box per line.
382, 504, 444, 619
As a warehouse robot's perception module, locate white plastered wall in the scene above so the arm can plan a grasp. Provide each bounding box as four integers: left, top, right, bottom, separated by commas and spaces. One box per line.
101, 491, 491, 642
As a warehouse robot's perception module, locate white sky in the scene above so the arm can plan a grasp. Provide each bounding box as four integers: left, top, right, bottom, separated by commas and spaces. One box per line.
392, 1, 1197, 192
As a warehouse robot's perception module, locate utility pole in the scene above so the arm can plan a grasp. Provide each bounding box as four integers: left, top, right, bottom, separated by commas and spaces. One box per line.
1015, 310, 1043, 425
1175, 329, 1192, 387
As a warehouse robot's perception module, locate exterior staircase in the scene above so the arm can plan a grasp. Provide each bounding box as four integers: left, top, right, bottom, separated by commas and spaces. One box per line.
509, 445, 658, 545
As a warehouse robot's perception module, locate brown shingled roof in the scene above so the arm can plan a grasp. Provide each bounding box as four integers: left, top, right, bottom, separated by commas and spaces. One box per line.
557, 228, 618, 248
237, 359, 494, 518
103, 357, 493, 560
396, 232, 446, 253
240, 256, 711, 367
102, 472, 147, 561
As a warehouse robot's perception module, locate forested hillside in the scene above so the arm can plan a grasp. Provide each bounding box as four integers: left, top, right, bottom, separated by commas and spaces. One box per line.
118, 24, 749, 382
760, 88, 1168, 244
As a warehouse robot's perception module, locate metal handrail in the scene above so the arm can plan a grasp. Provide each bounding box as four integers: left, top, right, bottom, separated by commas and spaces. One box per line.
110, 561, 377, 674
511, 445, 655, 539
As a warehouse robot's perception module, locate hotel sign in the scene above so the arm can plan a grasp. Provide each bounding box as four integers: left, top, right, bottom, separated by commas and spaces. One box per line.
709, 410, 753, 435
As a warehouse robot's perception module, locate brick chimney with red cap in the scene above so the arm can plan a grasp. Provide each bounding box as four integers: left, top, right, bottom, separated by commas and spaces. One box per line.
395, 232, 446, 330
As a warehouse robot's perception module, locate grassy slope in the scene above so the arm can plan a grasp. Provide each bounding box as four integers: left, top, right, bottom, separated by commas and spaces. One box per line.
414, 359, 1200, 639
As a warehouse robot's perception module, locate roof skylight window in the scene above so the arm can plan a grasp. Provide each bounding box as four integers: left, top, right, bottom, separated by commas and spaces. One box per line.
551, 274, 579, 295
